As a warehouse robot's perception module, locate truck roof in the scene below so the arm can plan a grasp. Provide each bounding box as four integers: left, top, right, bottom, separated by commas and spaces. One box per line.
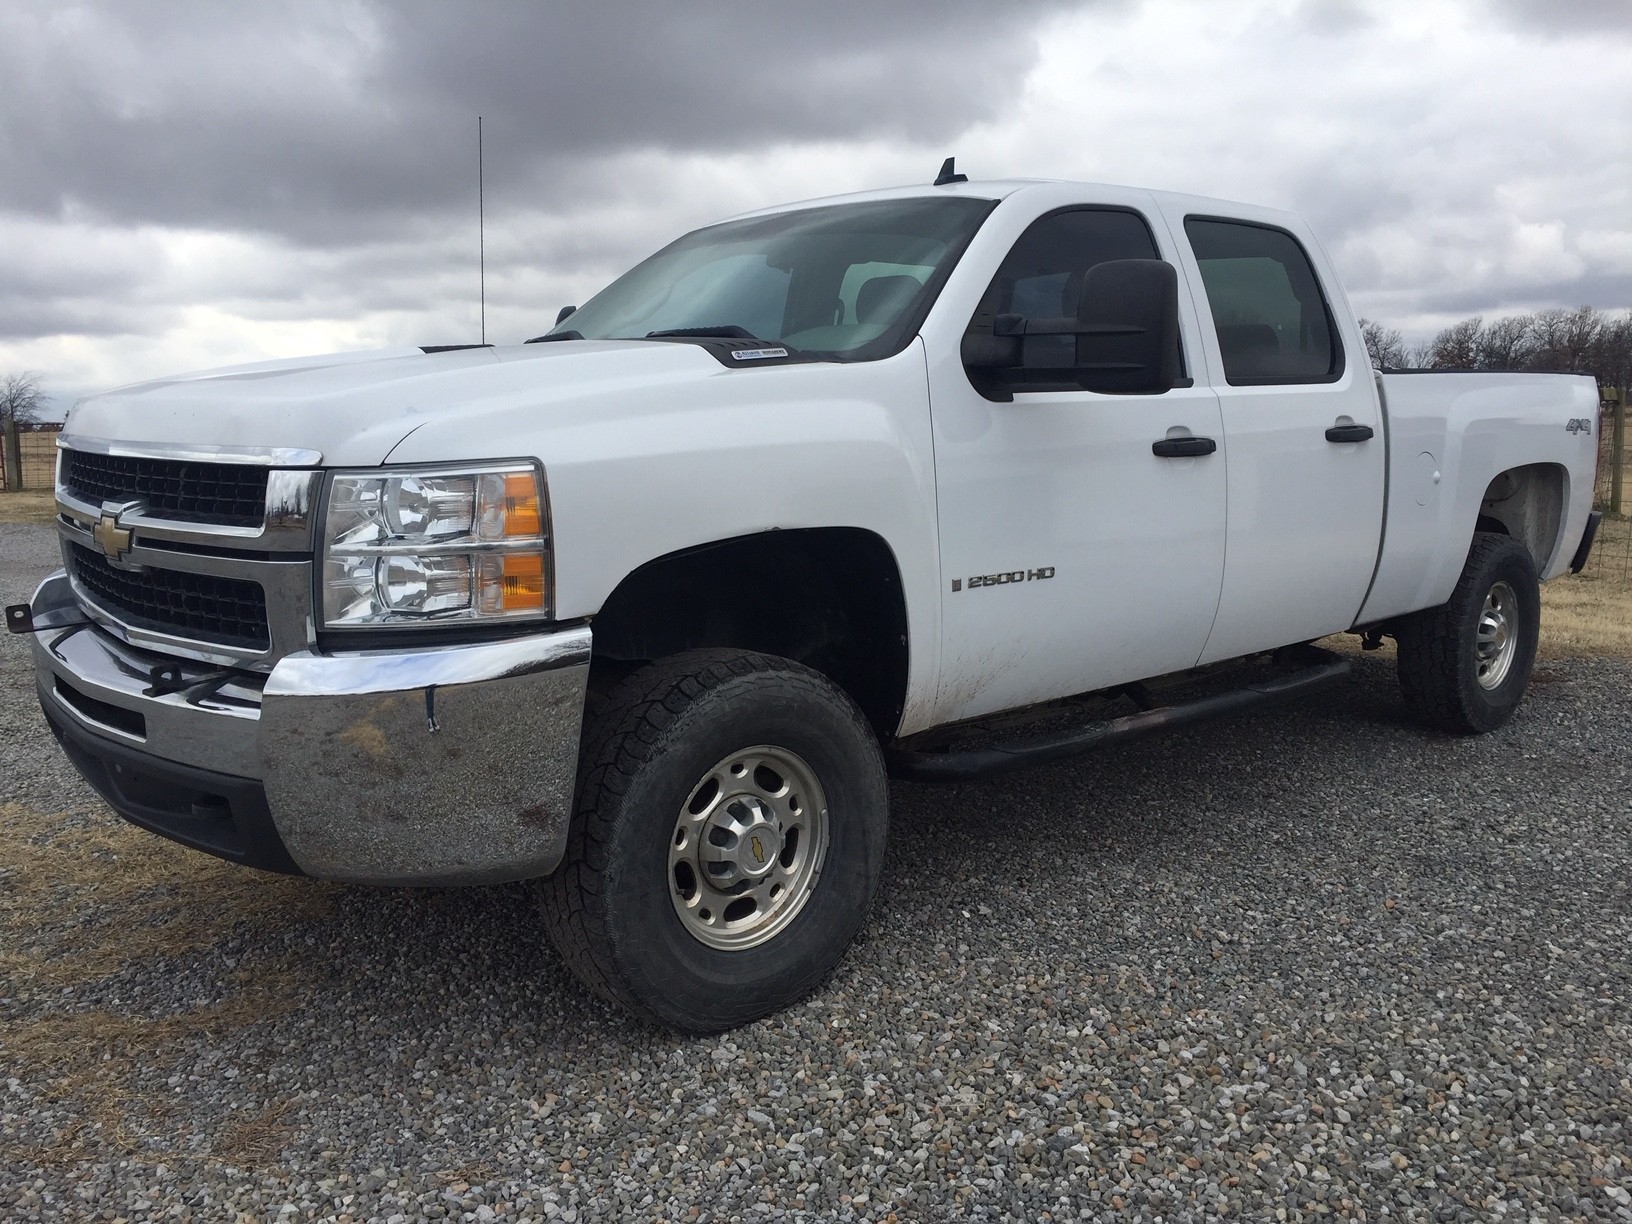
723, 178, 1301, 228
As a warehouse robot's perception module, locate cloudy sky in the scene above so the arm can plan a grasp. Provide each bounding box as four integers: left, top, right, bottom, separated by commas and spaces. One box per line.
2, 0, 1629, 413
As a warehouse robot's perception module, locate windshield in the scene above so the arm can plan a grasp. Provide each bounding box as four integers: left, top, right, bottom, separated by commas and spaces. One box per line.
543, 196, 995, 360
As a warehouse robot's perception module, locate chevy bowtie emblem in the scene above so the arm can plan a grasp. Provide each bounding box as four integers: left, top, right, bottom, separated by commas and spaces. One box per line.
93, 512, 134, 561
749, 835, 766, 865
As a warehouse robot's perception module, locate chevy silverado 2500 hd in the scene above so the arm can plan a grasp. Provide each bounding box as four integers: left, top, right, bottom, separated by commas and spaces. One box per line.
15, 173, 1602, 1031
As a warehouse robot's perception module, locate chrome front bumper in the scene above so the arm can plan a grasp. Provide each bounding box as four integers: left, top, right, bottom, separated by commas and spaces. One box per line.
28, 571, 591, 885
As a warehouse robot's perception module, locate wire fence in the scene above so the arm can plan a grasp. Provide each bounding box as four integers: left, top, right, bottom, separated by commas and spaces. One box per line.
1587, 416, 1632, 580
0, 425, 60, 491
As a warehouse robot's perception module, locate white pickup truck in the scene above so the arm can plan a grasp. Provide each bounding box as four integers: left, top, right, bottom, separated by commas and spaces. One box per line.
14, 171, 1602, 1031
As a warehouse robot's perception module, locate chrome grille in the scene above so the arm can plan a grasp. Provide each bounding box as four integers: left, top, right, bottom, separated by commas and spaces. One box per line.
62, 450, 269, 527
69, 544, 271, 651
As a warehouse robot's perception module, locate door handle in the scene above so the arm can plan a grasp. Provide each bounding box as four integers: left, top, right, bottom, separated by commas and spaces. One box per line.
1152, 436, 1217, 458
1325, 423, 1374, 443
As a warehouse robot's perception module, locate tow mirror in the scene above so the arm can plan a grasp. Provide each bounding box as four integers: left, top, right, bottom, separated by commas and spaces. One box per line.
1073, 259, 1179, 395
961, 258, 1179, 397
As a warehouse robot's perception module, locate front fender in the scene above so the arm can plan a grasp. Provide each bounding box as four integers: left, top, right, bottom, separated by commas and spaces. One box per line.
386, 342, 946, 735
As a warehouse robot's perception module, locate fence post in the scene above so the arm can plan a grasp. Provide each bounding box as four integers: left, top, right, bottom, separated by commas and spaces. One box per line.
1614, 387, 1627, 517
1, 417, 21, 492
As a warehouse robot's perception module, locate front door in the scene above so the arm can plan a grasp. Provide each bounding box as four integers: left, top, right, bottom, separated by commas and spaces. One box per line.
927, 206, 1228, 726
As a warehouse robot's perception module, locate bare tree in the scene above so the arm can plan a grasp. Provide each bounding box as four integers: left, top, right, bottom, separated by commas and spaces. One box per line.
1475, 314, 1536, 370
1361, 307, 1630, 392
1528, 306, 1601, 373
0, 371, 43, 427
1587, 311, 1632, 392
1427, 316, 1484, 369
1, 371, 45, 490
1357, 318, 1408, 369
1405, 339, 1437, 368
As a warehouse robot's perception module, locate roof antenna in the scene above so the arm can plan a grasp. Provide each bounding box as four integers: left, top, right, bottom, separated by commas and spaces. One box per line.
478, 115, 486, 345
933, 156, 968, 187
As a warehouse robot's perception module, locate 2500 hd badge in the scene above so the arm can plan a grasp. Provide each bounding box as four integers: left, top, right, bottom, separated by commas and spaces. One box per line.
952, 566, 1057, 592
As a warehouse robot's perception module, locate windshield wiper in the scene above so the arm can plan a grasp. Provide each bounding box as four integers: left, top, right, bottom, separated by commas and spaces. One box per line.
525, 330, 583, 343
645, 326, 764, 341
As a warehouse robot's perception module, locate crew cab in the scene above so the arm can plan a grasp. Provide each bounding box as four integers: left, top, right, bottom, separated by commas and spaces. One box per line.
14, 170, 1602, 1031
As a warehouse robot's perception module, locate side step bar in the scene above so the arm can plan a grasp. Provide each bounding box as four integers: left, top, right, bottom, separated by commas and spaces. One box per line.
887, 651, 1352, 782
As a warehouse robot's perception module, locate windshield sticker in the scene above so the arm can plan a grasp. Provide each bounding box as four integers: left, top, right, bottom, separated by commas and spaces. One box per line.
730, 348, 790, 362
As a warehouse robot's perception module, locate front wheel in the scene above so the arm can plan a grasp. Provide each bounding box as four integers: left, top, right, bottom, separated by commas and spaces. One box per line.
541, 650, 887, 1032
1396, 532, 1540, 734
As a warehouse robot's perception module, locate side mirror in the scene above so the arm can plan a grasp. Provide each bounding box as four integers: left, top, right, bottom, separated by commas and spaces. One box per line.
960, 259, 1179, 397
1074, 259, 1179, 395
555, 304, 578, 325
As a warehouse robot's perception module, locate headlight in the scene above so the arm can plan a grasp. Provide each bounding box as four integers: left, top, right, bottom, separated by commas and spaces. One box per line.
320, 463, 552, 628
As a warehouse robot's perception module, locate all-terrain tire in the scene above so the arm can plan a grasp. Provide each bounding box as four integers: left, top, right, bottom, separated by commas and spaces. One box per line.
1396, 532, 1540, 734
541, 649, 888, 1032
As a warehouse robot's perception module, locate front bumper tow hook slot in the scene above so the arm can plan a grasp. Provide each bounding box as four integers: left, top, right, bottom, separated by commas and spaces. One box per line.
144, 664, 188, 697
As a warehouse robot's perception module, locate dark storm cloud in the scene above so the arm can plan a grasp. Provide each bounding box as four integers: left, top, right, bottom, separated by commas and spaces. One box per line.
0, 299, 176, 341
0, 0, 1071, 244
3, 0, 1627, 388
1488, 0, 1632, 34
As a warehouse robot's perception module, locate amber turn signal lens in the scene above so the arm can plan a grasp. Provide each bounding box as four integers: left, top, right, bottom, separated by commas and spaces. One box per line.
500, 553, 546, 611
503, 473, 543, 537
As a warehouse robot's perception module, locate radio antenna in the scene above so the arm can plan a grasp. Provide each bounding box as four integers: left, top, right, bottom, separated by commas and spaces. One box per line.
478, 116, 486, 345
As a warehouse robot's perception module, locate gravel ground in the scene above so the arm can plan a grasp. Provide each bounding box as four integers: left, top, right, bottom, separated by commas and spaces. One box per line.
3, 518, 1630, 1222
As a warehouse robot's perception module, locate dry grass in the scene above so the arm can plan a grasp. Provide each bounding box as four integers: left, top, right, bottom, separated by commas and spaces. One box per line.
0, 802, 333, 987
213, 1096, 301, 1169
0, 489, 57, 524
1540, 573, 1632, 660
1541, 512, 1632, 659
0, 802, 336, 1168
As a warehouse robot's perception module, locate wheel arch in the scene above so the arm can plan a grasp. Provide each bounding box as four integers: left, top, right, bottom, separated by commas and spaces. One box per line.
1476, 462, 1569, 573
589, 527, 910, 738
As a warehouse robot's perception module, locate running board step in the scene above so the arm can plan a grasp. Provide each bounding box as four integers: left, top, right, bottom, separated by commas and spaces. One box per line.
887, 651, 1352, 781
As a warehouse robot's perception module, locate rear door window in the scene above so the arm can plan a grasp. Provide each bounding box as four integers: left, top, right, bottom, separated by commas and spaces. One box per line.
1185, 218, 1343, 385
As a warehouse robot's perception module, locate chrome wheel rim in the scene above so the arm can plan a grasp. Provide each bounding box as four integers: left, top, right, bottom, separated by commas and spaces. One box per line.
1475, 580, 1519, 690
669, 745, 829, 951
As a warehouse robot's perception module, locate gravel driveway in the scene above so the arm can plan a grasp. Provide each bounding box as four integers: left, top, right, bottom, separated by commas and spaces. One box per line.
3, 519, 1629, 1222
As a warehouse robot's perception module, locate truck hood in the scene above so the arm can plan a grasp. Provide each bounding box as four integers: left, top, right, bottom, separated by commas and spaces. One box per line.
63, 341, 753, 468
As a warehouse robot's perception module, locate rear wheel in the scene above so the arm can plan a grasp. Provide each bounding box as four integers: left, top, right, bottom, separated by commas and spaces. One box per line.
1396, 532, 1540, 734
541, 649, 887, 1032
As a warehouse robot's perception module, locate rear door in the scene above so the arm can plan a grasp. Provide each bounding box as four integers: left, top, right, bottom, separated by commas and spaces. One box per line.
1171, 214, 1386, 664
